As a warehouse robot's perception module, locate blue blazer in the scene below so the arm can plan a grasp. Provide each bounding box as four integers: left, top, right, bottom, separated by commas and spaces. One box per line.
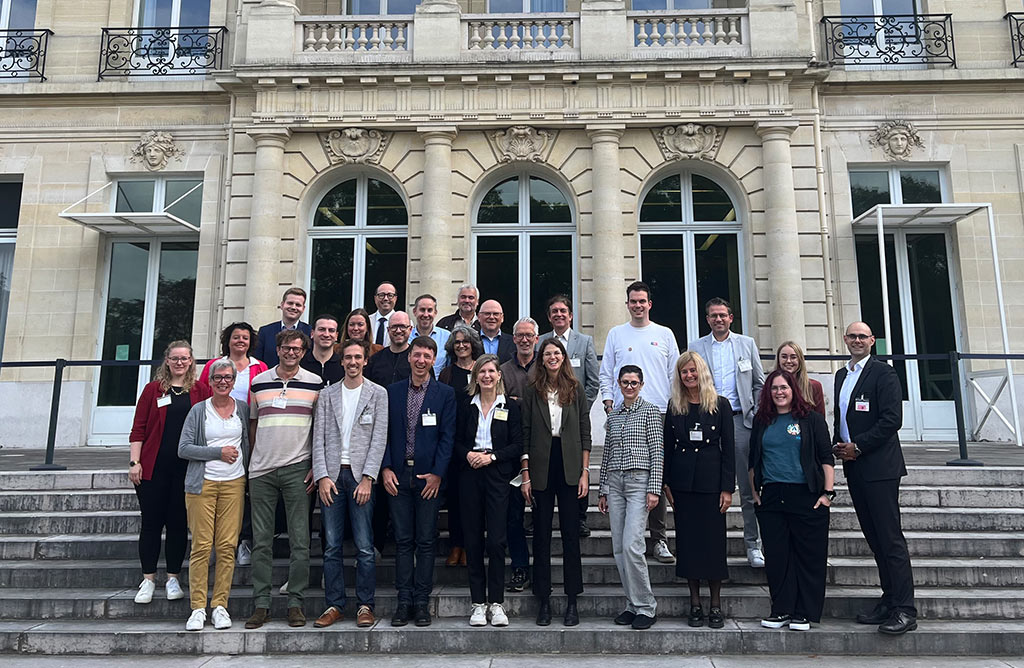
254, 320, 312, 368
382, 378, 457, 483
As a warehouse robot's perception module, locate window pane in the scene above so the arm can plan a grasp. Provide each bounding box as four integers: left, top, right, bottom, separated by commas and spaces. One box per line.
0, 243, 13, 362
350, 0, 381, 14
695, 233, 742, 337
138, 0, 174, 24
366, 179, 407, 226
640, 175, 682, 223
882, 0, 915, 14
673, 0, 711, 8
178, 0, 211, 25
314, 179, 356, 227
0, 182, 23, 229
900, 170, 941, 204
151, 242, 198, 370
855, 234, 909, 400
116, 181, 156, 213
98, 242, 150, 406
478, 178, 519, 225
387, 0, 420, 13
311, 238, 355, 320
8, 0, 38, 30
476, 236, 518, 330
640, 234, 686, 349
849, 171, 890, 218
529, 235, 572, 326
532, 0, 565, 10
691, 174, 735, 222
529, 178, 571, 224
489, 0, 524, 11
839, 0, 873, 14
165, 180, 203, 225
906, 233, 956, 401
632, 0, 667, 9
362, 237, 407, 312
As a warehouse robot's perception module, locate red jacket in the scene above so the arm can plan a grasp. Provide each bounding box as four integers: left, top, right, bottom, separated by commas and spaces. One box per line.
129, 380, 212, 481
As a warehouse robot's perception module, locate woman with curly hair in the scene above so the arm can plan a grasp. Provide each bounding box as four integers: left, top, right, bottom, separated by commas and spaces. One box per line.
198, 322, 268, 400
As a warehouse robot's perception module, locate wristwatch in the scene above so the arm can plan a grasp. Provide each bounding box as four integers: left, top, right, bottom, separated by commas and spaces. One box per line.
489, 453, 497, 463
824, 489, 837, 501
129, 460, 139, 467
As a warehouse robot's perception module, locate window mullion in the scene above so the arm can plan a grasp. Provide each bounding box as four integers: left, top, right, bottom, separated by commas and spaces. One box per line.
682, 232, 700, 343
356, 175, 368, 228
889, 167, 903, 205
519, 173, 530, 228
520, 232, 529, 320
681, 172, 695, 226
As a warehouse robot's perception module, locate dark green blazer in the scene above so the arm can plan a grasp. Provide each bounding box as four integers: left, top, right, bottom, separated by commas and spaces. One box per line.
521, 380, 592, 492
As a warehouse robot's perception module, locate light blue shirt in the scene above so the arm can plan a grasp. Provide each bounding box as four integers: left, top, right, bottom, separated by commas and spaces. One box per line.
417, 325, 450, 377
481, 333, 501, 356
710, 334, 740, 411
838, 355, 869, 443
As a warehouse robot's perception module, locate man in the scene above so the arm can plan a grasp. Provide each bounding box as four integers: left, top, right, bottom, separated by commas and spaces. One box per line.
369, 281, 400, 347
412, 294, 451, 377
538, 295, 600, 537
312, 338, 389, 629
834, 321, 916, 635
254, 287, 312, 367
301, 314, 344, 387
499, 317, 538, 593
478, 299, 515, 364
599, 281, 679, 565
688, 297, 766, 568
365, 311, 413, 388
380, 336, 457, 627
245, 329, 322, 629
437, 284, 481, 332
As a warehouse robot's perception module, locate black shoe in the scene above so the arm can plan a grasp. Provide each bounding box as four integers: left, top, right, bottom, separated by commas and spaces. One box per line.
391, 602, 411, 627
413, 603, 431, 627
578, 520, 591, 538
760, 614, 791, 629
507, 567, 528, 593
687, 604, 704, 628
856, 604, 892, 625
564, 602, 579, 627
879, 610, 917, 635
524, 522, 534, 538
708, 607, 725, 629
631, 613, 656, 630
536, 599, 552, 626
613, 610, 636, 626
789, 616, 810, 631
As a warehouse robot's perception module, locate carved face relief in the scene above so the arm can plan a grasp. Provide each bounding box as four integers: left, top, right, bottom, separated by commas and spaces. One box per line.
323, 128, 388, 165
870, 120, 923, 161
130, 131, 182, 171
490, 126, 551, 163
655, 124, 723, 162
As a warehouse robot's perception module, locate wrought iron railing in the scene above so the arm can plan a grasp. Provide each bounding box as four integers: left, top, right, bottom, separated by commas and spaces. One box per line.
1008, 13, 1024, 67
98, 26, 227, 78
0, 29, 53, 81
821, 14, 955, 67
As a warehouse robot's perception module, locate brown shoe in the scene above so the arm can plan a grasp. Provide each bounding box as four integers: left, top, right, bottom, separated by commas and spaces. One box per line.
356, 605, 375, 628
314, 606, 343, 628
288, 606, 306, 627
245, 607, 270, 629
459, 551, 467, 567
446, 546, 463, 567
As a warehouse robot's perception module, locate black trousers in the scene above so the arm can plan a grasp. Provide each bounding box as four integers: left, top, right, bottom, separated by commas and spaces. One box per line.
532, 437, 583, 600
134, 461, 188, 574
755, 483, 830, 622
460, 463, 510, 604
847, 475, 917, 616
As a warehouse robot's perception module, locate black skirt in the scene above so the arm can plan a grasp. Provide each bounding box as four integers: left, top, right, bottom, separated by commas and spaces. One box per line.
672, 489, 729, 581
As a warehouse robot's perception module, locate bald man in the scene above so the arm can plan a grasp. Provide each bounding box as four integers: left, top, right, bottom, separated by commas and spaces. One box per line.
365, 311, 414, 387
477, 299, 515, 364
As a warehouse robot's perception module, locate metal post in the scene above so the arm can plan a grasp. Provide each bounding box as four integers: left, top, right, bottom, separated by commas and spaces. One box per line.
31, 358, 68, 471
946, 350, 982, 466
985, 205, 1022, 446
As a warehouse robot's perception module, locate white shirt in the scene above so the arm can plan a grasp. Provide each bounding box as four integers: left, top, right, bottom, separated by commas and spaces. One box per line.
417, 325, 451, 377
552, 329, 572, 348
709, 334, 740, 411
471, 393, 506, 451
340, 383, 361, 466
599, 321, 679, 412
548, 391, 562, 437
838, 355, 870, 443
203, 400, 245, 481
370, 310, 394, 347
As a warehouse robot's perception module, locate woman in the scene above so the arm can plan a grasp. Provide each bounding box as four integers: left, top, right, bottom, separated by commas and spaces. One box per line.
198, 322, 268, 400
749, 368, 835, 631
177, 359, 251, 631
343, 308, 383, 357
663, 351, 734, 630
454, 354, 522, 627
597, 364, 663, 631
128, 340, 211, 604
775, 341, 825, 415
522, 338, 591, 627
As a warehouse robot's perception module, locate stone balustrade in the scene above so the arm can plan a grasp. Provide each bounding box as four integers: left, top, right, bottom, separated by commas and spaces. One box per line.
464, 15, 578, 52
630, 10, 747, 51
299, 18, 411, 53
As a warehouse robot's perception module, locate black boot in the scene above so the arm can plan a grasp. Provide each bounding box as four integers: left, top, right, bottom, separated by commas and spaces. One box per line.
536, 598, 552, 626
563, 601, 579, 626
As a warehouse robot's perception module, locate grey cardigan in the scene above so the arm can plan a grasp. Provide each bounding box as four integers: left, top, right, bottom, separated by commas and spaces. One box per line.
312, 379, 389, 485
178, 398, 251, 495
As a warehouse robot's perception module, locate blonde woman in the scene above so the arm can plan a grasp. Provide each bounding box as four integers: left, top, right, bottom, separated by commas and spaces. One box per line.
662, 351, 735, 629
775, 341, 825, 415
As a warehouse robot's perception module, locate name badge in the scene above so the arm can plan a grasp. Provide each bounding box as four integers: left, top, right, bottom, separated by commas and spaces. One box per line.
359, 413, 373, 425
272, 395, 288, 410
570, 358, 581, 368
422, 412, 437, 427
494, 408, 509, 422
156, 394, 172, 408
855, 399, 870, 412
689, 430, 703, 442
738, 358, 752, 373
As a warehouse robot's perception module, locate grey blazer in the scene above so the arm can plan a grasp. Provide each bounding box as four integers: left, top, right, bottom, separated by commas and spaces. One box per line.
538, 329, 600, 409
178, 398, 251, 495
312, 379, 389, 485
687, 332, 765, 429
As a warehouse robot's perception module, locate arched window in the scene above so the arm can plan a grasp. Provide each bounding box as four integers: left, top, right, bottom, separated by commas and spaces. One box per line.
308, 173, 408, 318
472, 173, 576, 329
638, 172, 744, 346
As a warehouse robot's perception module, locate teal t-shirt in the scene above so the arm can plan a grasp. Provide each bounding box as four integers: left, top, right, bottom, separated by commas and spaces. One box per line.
761, 416, 806, 485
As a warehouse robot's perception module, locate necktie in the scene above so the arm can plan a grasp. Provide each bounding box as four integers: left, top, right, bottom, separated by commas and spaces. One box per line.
376, 317, 386, 345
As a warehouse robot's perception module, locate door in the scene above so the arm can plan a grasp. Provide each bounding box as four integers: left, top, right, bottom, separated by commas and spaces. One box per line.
136, 0, 212, 73
837, 0, 920, 66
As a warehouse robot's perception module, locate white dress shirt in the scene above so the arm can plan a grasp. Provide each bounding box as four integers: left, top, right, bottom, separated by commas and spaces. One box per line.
838, 355, 870, 443
547, 391, 562, 437
471, 393, 506, 451
370, 310, 394, 347
709, 333, 740, 411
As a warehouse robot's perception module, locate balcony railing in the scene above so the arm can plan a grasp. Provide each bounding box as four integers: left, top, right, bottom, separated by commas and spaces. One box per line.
1008, 13, 1024, 67
631, 10, 746, 53
98, 26, 227, 79
300, 18, 411, 53
821, 14, 955, 67
0, 29, 53, 81
464, 14, 578, 54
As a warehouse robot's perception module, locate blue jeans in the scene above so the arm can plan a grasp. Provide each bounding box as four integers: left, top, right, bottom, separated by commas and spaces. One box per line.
389, 466, 442, 605
321, 470, 376, 610
607, 469, 657, 617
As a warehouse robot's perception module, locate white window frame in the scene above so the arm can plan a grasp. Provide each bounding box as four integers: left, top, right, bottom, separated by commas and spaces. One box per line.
133, 0, 211, 26
840, 0, 918, 16
848, 164, 950, 211
0, 189, 16, 361
111, 175, 204, 225
0, 0, 36, 29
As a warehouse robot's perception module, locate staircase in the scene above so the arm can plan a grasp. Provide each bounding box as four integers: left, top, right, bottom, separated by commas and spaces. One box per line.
1, 465, 1023, 656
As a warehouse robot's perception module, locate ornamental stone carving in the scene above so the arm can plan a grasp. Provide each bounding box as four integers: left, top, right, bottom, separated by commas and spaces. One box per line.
130, 131, 183, 171
654, 124, 723, 161
490, 126, 551, 163
322, 128, 388, 165
869, 120, 923, 161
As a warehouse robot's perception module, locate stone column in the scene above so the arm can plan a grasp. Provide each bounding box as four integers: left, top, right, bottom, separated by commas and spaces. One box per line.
244, 127, 291, 326
755, 120, 805, 348
586, 125, 627, 349
417, 127, 458, 305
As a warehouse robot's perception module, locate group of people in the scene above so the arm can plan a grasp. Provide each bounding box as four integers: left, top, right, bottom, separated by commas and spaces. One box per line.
129, 280, 917, 637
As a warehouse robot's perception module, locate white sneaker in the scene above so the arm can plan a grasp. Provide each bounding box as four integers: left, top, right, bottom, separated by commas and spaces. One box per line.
236, 540, 252, 566
469, 603, 488, 627
653, 540, 676, 564
186, 608, 206, 631
165, 576, 185, 600
134, 578, 156, 604
211, 605, 232, 630
747, 548, 766, 568
278, 580, 289, 595
489, 602, 509, 627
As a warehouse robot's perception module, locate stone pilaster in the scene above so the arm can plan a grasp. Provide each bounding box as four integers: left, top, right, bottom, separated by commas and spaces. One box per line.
417, 127, 458, 305
586, 125, 627, 350
243, 127, 291, 327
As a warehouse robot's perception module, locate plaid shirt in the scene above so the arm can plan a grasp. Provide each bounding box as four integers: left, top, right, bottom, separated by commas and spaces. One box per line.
600, 396, 664, 496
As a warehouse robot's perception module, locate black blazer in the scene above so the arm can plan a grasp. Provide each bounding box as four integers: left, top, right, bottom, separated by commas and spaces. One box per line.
483, 333, 516, 365
833, 358, 906, 483
663, 396, 735, 494
750, 410, 834, 495
454, 397, 523, 478
521, 381, 592, 492
254, 320, 312, 368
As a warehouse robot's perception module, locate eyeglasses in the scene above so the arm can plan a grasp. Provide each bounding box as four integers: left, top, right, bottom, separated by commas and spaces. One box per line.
845, 333, 872, 341
278, 346, 305, 355
512, 333, 535, 341
211, 375, 235, 384
453, 340, 470, 346
376, 292, 397, 299
167, 357, 191, 364
619, 380, 641, 388
707, 314, 731, 320
388, 324, 411, 331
